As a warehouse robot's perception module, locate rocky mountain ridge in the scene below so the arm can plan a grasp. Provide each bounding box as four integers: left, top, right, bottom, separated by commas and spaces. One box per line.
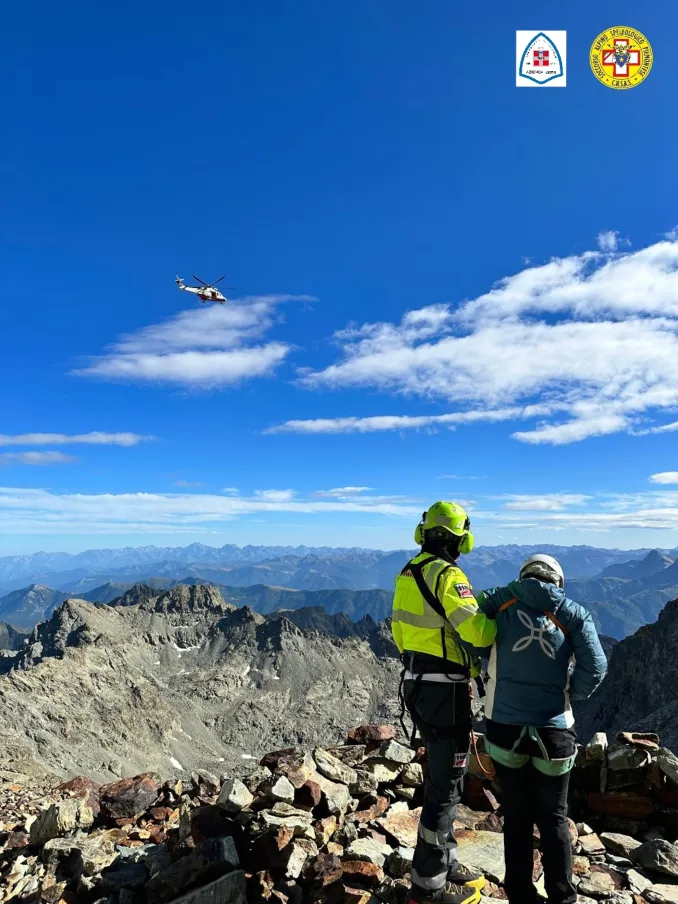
576, 596, 678, 751
0, 583, 394, 637
0, 585, 401, 783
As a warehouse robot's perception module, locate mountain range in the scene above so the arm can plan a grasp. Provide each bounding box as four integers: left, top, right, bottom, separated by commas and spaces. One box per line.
2, 545, 678, 639
0, 584, 400, 782
0, 541, 658, 595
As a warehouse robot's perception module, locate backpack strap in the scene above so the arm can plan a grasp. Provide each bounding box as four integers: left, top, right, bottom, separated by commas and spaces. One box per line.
497, 596, 568, 637
407, 557, 466, 668
408, 556, 451, 621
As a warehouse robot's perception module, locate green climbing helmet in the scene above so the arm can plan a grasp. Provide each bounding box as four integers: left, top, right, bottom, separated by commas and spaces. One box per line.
414, 501, 474, 554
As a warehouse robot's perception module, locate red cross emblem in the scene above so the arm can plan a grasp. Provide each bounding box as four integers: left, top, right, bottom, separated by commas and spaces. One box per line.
533, 50, 550, 67
601, 38, 641, 78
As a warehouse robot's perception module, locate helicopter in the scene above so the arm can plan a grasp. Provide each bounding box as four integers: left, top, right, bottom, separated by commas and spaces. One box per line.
175, 275, 234, 304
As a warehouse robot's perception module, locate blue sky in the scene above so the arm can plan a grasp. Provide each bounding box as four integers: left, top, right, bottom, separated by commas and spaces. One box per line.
2, 0, 678, 554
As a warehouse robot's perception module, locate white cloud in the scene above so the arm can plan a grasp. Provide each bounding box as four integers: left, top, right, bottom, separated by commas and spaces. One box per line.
0, 452, 75, 466
283, 236, 678, 445
74, 295, 311, 388
597, 230, 619, 252
649, 472, 678, 485
634, 420, 678, 436
0, 486, 420, 535
5, 484, 678, 538
497, 494, 591, 512
253, 489, 296, 502
316, 487, 374, 498
512, 414, 629, 445
267, 408, 527, 435
0, 432, 151, 447
174, 480, 204, 488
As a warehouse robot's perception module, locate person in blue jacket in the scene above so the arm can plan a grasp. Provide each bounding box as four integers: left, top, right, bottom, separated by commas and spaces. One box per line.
477, 554, 607, 904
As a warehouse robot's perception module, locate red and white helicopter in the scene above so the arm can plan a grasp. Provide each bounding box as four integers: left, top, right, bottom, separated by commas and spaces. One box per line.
175, 274, 234, 304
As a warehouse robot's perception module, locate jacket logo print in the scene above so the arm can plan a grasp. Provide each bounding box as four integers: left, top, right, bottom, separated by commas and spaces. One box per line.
512, 608, 556, 659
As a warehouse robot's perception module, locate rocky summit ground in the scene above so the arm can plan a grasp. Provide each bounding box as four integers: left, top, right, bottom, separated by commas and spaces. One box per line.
3, 726, 678, 904
0, 586, 401, 783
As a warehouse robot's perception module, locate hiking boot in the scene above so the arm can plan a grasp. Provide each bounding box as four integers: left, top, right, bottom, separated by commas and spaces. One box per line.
409, 882, 482, 904
447, 862, 486, 891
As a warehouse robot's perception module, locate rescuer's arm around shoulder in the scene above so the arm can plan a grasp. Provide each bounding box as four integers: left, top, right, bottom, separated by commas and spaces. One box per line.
568, 602, 608, 701
440, 568, 497, 648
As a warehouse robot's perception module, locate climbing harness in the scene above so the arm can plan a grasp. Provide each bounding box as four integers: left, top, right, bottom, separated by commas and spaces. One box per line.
484, 725, 577, 776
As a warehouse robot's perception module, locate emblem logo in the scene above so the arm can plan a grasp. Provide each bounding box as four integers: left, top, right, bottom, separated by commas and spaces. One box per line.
512, 608, 557, 659
590, 26, 653, 89
516, 31, 566, 87
454, 583, 474, 599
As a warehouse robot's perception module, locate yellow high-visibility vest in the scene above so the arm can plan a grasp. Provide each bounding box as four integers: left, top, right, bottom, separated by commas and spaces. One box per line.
391, 552, 497, 674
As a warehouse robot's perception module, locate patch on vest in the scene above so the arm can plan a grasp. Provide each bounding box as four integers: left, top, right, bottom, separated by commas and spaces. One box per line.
454, 583, 473, 599
454, 752, 468, 768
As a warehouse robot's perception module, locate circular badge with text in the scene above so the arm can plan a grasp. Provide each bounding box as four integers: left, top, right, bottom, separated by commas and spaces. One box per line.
590, 26, 653, 89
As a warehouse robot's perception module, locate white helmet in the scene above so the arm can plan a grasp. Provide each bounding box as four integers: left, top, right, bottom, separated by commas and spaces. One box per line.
519, 553, 565, 589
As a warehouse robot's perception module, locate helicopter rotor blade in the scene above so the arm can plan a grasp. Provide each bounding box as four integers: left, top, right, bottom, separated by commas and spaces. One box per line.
192, 275, 210, 287
211, 275, 227, 285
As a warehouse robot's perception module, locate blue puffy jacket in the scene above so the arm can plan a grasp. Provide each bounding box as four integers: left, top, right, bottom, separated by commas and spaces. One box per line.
477, 578, 607, 729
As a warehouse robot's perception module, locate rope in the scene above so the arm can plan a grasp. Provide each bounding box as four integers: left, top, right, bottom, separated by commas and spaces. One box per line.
471, 730, 496, 778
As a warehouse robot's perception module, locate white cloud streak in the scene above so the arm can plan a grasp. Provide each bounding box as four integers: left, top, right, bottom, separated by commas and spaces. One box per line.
497, 494, 591, 512
267, 407, 530, 435
75, 296, 311, 388
4, 485, 678, 537
649, 472, 678, 485
275, 236, 678, 444
315, 487, 374, 497
0, 452, 76, 466
597, 230, 619, 252
253, 489, 296, 502
0, 432, 152, 447
0, 486, 420, 535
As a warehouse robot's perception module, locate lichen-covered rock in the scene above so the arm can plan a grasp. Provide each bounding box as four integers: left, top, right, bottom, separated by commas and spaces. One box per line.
379, 740, 415, 765
344, 837, 393, 868
217, 778, 254, 813
600, 832, 642, 858
261, 774, 296, 804
401, 762, 423, 787
577, 865, 625, 898
634, 839, 678, 879
30, 797, 94, 845
314, 749, 358, 787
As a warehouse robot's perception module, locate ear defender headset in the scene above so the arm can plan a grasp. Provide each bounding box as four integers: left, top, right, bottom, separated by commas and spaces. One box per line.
458, 517, 475, 554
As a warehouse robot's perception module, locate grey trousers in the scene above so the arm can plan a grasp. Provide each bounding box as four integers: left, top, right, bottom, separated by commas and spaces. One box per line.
404, 678, 472, 896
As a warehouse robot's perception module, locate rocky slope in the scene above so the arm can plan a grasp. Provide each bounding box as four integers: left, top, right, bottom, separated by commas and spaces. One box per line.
0, 586, 401, 783
0, 622, 27, 652
3, 726, 678, 904
576, 597, 678, 750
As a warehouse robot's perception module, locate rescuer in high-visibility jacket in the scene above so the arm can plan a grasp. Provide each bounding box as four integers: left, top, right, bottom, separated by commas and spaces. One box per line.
392, 501, 497, 904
